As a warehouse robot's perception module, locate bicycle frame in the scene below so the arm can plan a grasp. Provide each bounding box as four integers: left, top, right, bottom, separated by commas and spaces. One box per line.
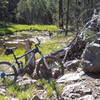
0, 39, 52, 79
12, 46, 46, 75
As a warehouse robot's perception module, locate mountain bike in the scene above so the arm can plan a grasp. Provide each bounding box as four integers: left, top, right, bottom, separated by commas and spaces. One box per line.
0, 38, 64, 84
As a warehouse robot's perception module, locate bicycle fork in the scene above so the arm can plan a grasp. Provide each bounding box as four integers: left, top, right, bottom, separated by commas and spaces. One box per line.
40, 53, 51, 70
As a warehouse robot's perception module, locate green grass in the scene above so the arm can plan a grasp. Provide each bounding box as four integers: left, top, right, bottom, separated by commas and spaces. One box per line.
37, 78, 64, 98
0, 24, 58, 35
6, 83, 36, 99
0, 78, 36, 99
0, 95, 5, 100
0, 78, 64, 100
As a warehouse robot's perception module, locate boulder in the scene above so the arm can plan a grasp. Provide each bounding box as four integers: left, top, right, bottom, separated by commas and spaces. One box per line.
81, 38, 100, 73
57, 70, 84, 84
63, 59, 80, 72
61, 82, 93, 100
77, 95, 95, 100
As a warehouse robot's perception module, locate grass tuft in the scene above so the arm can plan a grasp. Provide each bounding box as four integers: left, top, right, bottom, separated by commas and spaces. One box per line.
37, 78, 64, 98
6, 83, 36, 99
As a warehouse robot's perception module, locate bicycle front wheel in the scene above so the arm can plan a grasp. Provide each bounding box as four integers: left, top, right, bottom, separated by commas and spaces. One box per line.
0, 61, 17, 85
36, 56, 64, 79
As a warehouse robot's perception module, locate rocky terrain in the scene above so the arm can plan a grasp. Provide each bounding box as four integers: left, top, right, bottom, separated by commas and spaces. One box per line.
1, 66, 100, 100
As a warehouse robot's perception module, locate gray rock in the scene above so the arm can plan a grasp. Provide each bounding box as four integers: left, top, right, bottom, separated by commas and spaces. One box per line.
0, 88, 6, 95
62, 82, 82, 96
3, 97, 18, 100
77, 95, 95, 100
61, 82, 93, 100
69, 93, 81, 99
81, 39, 100, 73
32, 96, 45, 100
17, 76, 37, 86
96, 98, 100, 100
64, 60, 80, 72
57, 72, 83, 84
11, 98, 18, 100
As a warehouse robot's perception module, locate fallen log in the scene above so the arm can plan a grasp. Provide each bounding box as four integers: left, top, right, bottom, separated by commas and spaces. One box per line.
62, 36, 87, 63
45, 48, 66, 61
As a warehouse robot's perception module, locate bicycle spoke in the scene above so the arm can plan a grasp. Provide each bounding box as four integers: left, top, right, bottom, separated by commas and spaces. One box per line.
3, 65, 13, 73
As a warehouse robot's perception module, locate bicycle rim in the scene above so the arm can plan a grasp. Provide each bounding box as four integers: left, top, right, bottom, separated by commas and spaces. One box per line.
0, 61, 17, 85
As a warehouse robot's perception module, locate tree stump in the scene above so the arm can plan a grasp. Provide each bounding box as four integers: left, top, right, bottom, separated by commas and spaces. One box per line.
25, 39, 36, 75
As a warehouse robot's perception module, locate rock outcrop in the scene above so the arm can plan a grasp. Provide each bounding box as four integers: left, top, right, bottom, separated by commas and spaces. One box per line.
81, 38, 100, 73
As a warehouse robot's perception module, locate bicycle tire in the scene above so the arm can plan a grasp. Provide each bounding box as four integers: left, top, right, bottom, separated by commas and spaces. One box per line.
0, 61, 17, 85
36, 56, 64, 79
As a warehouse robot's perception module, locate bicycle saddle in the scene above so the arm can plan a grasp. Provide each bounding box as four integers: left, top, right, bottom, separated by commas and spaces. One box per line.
2, 45, 17, 55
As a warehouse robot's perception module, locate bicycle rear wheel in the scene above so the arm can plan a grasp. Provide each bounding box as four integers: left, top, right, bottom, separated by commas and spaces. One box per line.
0, 61, 17, 85
36, 56, 64, 79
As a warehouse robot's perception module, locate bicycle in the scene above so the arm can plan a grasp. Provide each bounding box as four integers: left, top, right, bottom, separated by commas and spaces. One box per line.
0, 38, 64, 84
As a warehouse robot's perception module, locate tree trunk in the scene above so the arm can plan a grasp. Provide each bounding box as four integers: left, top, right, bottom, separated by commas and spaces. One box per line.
90, 0, 94, 8
59, 0, 64, 29
76, 0, 79, 32
83, 0, 86, 9
65, 0, 70, 36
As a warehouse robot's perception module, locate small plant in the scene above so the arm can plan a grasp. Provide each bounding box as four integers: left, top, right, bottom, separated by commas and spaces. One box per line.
48, 79, 64, 97
37, 79, 64, 98
6, 83, 36, 99
37, 78, 46, 85
56, 84, 65, 96
46, 86, 53, 98
0, 95, 5, 100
